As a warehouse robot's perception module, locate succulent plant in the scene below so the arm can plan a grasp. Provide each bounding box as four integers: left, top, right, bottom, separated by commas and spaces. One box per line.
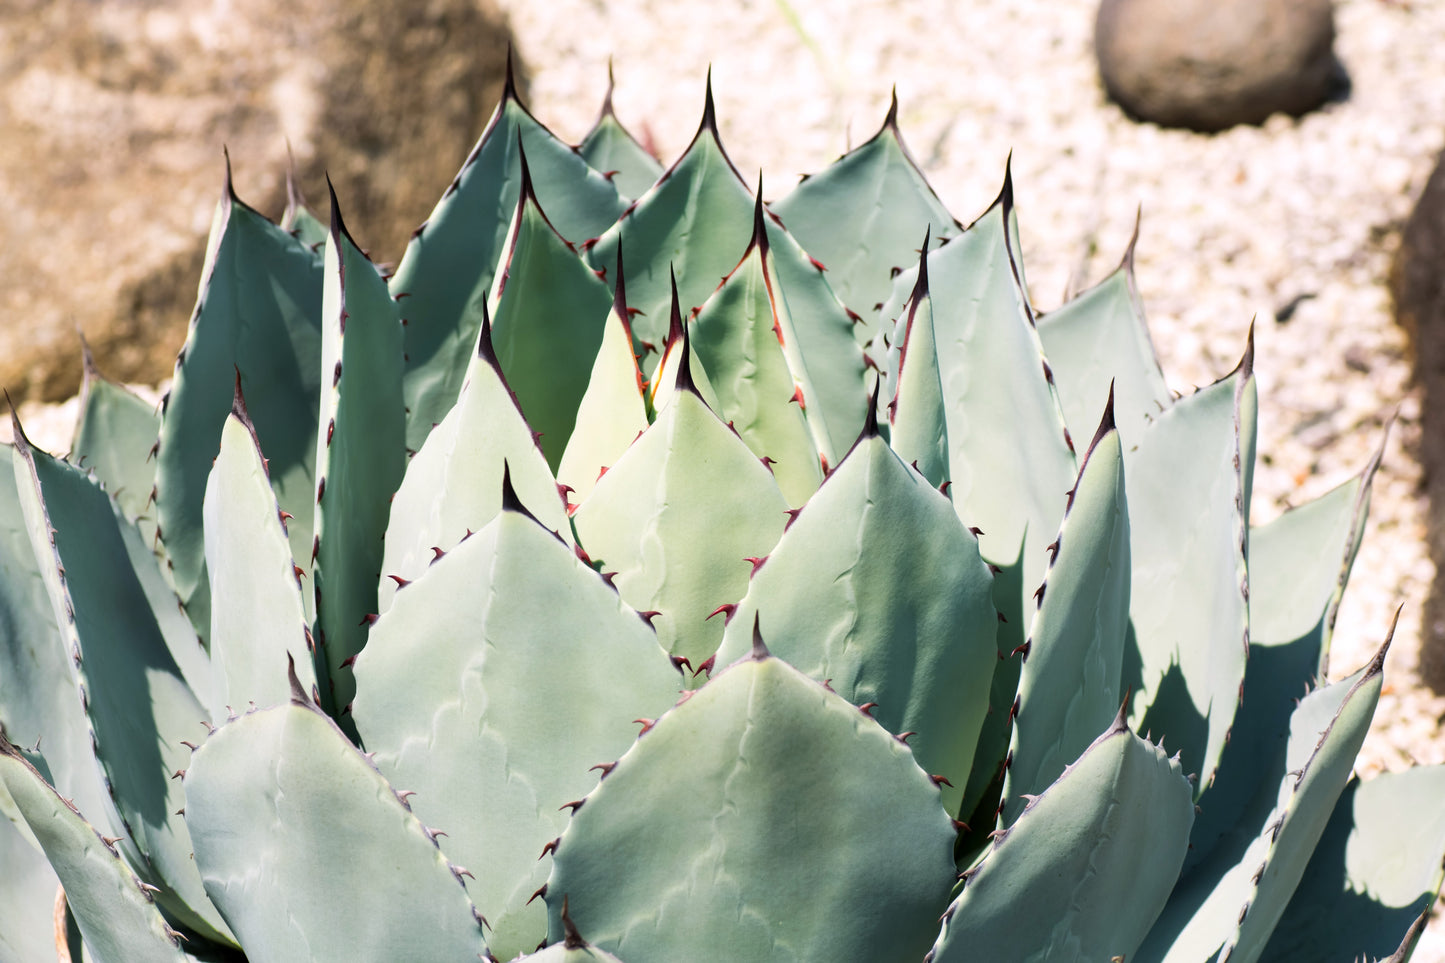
0, 60, 1441, 963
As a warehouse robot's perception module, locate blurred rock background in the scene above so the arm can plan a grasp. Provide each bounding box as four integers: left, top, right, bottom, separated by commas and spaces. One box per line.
0, 0, 513, 402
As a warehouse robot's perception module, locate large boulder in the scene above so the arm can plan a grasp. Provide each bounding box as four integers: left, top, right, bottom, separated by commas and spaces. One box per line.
1392, 149, 1445, 691
1094, 0, 1345, 133
0, 0, 514, 403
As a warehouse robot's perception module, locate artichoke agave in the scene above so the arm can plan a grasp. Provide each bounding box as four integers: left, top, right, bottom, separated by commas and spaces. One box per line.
0, 62, 1442, 963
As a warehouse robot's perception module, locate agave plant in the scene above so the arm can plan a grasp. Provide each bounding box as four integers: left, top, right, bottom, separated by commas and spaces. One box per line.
0, 61, 1441, 963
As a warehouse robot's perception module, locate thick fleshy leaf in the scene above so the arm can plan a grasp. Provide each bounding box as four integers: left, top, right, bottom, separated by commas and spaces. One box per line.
556, 256, 650, 504
577, 69, 664, 200
1253, 442, 1378, 676
390, 65, 626, 452
1035, 225, 1172, 445
712, 428, 996, 814
353, 503, 680, 960
117, 503, 214, 709
487, 159, 615, 471
772, 93, 960, 341
877, 173, 1076, 593
70, 342, 161, 548
758, 211, 869, 469
584, 78, 755, 363
1002, 402, 1130, 826
204, 405, 315, 720
1187, 456, 1377, 876
183, 691, 488, 963
691, 203, 823, 506
0, 444, 113, 839
546, 650, 957, 963
311, 195, 407, 717
1126, 345, 1256, 799
155, 170, 325, 642
13, 423, 230, 945
887, 243, 947, 487
0, 752, 62, 963
880, 173, 1076, 829
378, 311, 571, 614
647, 290, 722, 417
1137, 640, 1386, 963
571, 380, 789, 674
71, 348, 211, 705
1263, 766, 1445, 962
0, 734, 189, 963
929, 710, 1194, 963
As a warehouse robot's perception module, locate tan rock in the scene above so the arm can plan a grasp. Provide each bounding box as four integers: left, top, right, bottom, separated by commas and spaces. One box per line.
1391, 149, 1445, 691
1094, 0, 1345, 133
0, 0, 514, 403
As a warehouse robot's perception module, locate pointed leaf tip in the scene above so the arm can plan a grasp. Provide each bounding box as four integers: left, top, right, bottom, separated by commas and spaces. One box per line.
666, 266, 687, 344
1083, 380, 1117, 457
286, 652, 311, 707
1238, 320, 1256, 380
7, 391, 29, 454
476, 299, 500, 368
326, 173, 341, 239
749, 173, 770, 255
1369, 605, 1403, 676
750, 614, 770, 661
995, 152, 1015, 216
78, 329, 100, 381
1109, 686, 1132, 736
231, 368, 252, 424
674, 322, 699, 398
596, 60, 618, 123
498, 461, 536, 523
325, 173, 360, 253
1121, 204, 1142, 274
670, 270, 701, 399
613, 243, 629, 320
222, 145, 236, 202
516, 132, 538, 209
561, 895, 586, 949
503, 44, 523, 107
700, 66, 718, 137
884, 86, 900, 130
910, 225, 932, 305
861, 376, 882, 439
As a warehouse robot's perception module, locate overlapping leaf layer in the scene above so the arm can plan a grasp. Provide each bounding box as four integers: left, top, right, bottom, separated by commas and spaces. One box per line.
0, 64, 1435, 963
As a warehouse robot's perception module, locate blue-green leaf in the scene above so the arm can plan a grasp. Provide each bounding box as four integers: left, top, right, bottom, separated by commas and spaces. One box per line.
391, 66, 626, 453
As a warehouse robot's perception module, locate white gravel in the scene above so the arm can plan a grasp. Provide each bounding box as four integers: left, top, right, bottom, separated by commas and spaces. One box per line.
494, 0, 1445, 954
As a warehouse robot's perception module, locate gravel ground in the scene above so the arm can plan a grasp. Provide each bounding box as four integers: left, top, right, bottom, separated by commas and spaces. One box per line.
9, 0, 1445, 954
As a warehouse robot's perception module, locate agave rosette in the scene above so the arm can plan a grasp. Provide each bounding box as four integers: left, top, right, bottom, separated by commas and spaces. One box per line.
0, 61, 1438, 963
